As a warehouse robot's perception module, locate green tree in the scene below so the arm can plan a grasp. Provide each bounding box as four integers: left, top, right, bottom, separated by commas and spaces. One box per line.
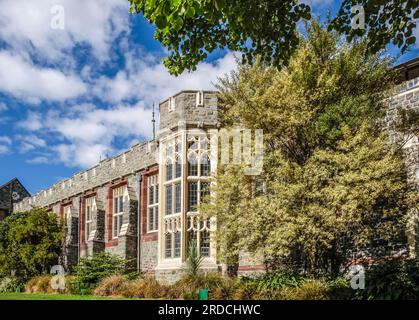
201, 23, 414, 276
129, 0, 418, 75
0, 207, 63, 279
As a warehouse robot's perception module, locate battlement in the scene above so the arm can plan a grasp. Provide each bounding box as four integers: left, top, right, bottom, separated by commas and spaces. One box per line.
14, 140, 158, 212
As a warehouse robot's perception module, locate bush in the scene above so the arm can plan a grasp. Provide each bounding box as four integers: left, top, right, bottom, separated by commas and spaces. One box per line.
280, 280, 330, 300
93, 275, 129, 296
25, 275, 53, 293
232, 281, 258, 300
327, 277, 354, 300
211, 277, 238, 300
72, 252, 127, 294
25, 274, 77, 294
174, 273, 228, 300
235, 271, 304, 299
122, 276, 170, 299
357, 259, 419, 300
0, 277, 25, 293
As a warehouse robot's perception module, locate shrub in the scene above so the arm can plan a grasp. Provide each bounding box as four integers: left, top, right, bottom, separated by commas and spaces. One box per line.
93, 275, 129, 296
234, 271, 304, 299
280, 280, 330, 300
327, 277, 354, 300
63, 275, 77, 294
122, 276, 169, 299
232, 281, 258, 300
0, 277, 24, 293
211, 277, 238, 300
174, 273, 227, 300
25, 274, 77, 294
357, 259, 419, 300
72, 252, 127, 294
25, 275, 53, 293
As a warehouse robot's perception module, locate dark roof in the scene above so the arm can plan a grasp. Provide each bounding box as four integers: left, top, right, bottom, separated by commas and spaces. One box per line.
394, 56, 419, 70
0, 178, 31, 196
394, 56, 419, 82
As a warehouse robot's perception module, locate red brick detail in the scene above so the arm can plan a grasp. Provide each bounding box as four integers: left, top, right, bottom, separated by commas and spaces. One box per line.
238, 264, 266, 271
141, 166, 159, 242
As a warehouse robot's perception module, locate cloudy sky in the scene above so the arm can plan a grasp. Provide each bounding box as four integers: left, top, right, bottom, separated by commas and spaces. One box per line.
0, 0, 418, 194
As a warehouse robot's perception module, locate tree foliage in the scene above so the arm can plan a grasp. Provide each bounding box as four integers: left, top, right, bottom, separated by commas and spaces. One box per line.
201, 23, 414, 276
331, 0, 418, 55
129, 0, 418, 75
0, 208, 63, 279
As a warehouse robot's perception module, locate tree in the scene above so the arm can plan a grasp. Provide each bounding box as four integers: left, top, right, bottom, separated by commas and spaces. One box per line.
0, 207, 63, 279
201, 23, 414, 276
129, 0, 418, 75
331, 0, 418, 55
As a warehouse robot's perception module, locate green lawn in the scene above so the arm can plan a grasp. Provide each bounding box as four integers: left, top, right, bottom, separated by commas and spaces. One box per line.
0, 293, 137, 300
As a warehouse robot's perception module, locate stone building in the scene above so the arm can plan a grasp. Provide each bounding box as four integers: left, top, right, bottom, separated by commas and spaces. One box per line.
0, 178, 30, 221
13, 57, 419, 282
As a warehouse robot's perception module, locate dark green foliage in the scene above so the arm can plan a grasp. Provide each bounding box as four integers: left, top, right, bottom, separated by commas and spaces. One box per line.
357, 259, 419, 300
72, 252, 128, 294
0, 277, 25, 293
129, 0, 311, 75
0, 208, 63, 280
130, 0, 417, 75
331, 0, 418, 55
242, 272, 303, 292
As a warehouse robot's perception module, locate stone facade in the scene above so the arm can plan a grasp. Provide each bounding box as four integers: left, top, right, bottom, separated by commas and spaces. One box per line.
12, 59, 419, 281
14, 90, 221, 282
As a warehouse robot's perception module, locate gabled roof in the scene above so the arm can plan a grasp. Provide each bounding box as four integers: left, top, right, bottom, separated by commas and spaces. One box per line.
0, 178, 31, 197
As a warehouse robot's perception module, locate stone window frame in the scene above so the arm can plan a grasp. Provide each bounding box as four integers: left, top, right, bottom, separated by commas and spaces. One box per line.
162, 137, 183, 260
112, 185, 127, 239
164, 217, 182, 259
147, 174, 159, 233
63, 204, 72, 228
186, 134, 212, 257
85, 196, 95, 243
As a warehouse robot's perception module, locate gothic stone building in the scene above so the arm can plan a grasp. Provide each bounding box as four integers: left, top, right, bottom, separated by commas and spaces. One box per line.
13, 58, 419, 282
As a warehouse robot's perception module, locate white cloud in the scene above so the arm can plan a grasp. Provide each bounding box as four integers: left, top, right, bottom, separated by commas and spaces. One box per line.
94, 52, 237, 105
27, 156, 50, 164
0, 136, 12, 145
0, 102, 7, 112
19, 102, 153, 168
16, 134, 47, 153
0, 145, 10, 155
0, 135, 12, 155
0, 1, 237, 169
0, 0, 130, 64
0, 51, 86, 102
16, 112, 43, 130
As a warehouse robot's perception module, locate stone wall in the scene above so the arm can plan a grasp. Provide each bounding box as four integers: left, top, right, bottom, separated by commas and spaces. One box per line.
14, 141, 157, 212
12, 90, 220, 278
159, 90, 218, 134
387, 77, 419, 258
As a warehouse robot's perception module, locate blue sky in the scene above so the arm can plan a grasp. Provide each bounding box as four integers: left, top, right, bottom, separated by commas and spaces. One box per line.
0, 0, 418, 195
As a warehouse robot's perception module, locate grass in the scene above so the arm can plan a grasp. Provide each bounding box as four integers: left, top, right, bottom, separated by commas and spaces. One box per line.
0, 292, 139, 300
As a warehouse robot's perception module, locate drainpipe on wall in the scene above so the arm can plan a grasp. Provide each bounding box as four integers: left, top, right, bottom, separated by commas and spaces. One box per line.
137, 173, 143, 273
